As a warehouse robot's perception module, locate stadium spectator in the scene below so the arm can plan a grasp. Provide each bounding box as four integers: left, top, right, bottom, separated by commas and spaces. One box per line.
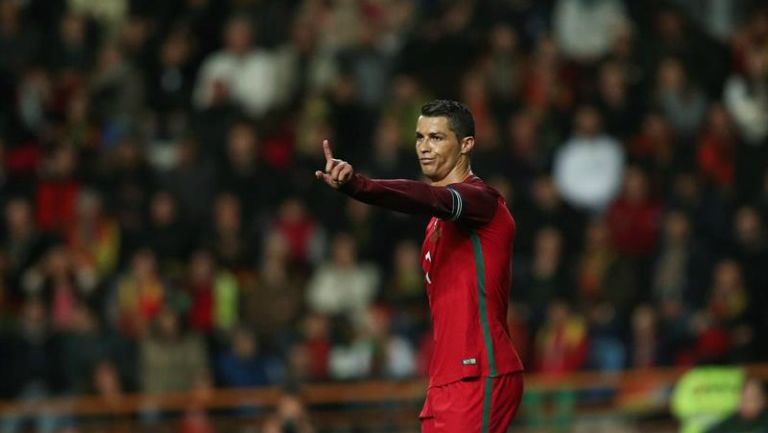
553, 105, 624, 213
724, 45, 768, 146
193, 16, 281, 117
262, 391, 315, 433
306, 232, 379, 324
696, 104, 738, 191
215, 327, 276, 388
533, 300, 589, 375
553, 0, 629, 63
652, 210, 711, 306
59, 304, 106, 394
242, 233, 303, 341
363, 305, 416, 379
654, 57, 707, 140
110, 249, 168, 337
732, 206, 768, 309
706, 378, 768, 433
23, 245, 92, 332
576, 219, 619, 303
143, 190, 190, 273
185, 249, 239, 335
201, 193, 254, 270
606, 166, 662, 257
516, 227, 571, 321
139, 308, 209, 393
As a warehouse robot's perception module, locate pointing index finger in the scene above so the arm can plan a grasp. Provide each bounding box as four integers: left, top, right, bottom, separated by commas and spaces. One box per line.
322, 139, 334, 163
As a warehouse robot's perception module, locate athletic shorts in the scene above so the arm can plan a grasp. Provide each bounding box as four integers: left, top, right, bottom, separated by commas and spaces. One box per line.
419, 372, 524, 433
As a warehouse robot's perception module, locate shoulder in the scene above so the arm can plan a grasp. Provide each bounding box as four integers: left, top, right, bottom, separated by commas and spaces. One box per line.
449, 175, 500, 197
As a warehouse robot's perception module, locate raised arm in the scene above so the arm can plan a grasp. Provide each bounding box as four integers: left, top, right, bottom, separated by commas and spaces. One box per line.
315, 140, 497, 227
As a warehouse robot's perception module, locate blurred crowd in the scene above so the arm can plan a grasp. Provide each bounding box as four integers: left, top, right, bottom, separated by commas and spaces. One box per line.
0, 0, 767, 425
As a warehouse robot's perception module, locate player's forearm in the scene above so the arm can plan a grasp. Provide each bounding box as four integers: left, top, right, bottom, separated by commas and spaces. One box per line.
340, 174, 455, 218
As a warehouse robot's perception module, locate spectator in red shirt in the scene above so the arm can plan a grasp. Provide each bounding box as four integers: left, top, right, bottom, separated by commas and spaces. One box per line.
606, 166, 662, 257
36, 146, 80, 233
697, 104, 736, 190
534, 300, 588, 375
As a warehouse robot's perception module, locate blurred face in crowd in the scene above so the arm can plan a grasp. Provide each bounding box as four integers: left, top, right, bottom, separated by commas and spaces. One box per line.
49, 146, 77, 178
740, 379, 766, 419
663, 211, 690, 245
547, 301, 570, 327
5, 198, 33, 236
599, 62, 626, 104
303, 313, 329, 339
622, 166, 649, 203
533, 227, 562, 275
225, 18, 252, 55
227, 122, 258, 167
161, 32, 191, 67
22, 297, 45, 322
713, 260, 743, 292
93, 361, 122, 397
233, 328, 256, 359
331, 233, 356, 267
574, 106, 602, 137
46, 246, 71, 277
374, 115, 401, 159
157, 309, 180, 339
632, 305, 656, 336
706, 104, 732, 137
735, 206, 762, 247
150, 191, 177, 226
532, 176, 559, 209
0, 0, 19, 31
415, 116, 473, 182
509, 111, 536, 156
585, 219, 609, 249
97, 44, 123, 74
76, 190, 102, 223
345, 199, 371, 224
393, 240, 419, 273
190, 250, 214, 282
657, 58, 686, 91
214, 194, 241, 233
132, 249, 157, 280
365, 306, 391, 338
491, 24, 517, 52
278, 198, 306, 223
60, 14, 85, 45
656, 10, 684, 40
392, 75, 419, 102
745, 48, 768, 79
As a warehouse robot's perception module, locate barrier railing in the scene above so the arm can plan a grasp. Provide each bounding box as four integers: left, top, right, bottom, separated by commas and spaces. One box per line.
1, 364, 767, 431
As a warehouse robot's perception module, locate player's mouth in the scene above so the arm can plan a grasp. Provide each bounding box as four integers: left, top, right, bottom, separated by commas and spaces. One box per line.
419, 158, 436, 165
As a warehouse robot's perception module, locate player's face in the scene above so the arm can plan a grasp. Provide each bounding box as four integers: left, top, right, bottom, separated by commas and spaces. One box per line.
415, 116, 462, 181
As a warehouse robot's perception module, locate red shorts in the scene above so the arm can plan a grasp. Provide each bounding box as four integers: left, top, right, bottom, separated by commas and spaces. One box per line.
419, 372, 524, 433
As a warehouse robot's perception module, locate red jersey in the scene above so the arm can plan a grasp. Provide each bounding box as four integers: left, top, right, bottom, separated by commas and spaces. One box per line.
341, 174, 524, 387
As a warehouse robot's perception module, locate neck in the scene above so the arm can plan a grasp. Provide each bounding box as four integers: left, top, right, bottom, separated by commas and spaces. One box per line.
430, 158, 473, 187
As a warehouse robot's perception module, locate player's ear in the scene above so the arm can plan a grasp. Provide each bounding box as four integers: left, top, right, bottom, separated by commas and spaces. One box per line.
460, 136, 475, 155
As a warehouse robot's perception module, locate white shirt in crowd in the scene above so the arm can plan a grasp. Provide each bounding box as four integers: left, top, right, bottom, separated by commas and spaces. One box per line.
724, 75, 768, 146
554, 0, 628, 62
553, 134, 625, 213
194, 49, 280, 117
306, 262, 380, 321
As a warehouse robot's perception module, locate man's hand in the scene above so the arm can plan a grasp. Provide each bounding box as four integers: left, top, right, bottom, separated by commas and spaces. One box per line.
314, 139, 354, 189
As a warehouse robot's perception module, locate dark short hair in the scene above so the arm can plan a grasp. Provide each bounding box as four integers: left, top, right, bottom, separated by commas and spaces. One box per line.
420, 99, 475, 140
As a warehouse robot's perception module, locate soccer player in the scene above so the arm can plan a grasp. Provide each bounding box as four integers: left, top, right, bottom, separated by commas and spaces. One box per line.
315, 100, 524, 433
